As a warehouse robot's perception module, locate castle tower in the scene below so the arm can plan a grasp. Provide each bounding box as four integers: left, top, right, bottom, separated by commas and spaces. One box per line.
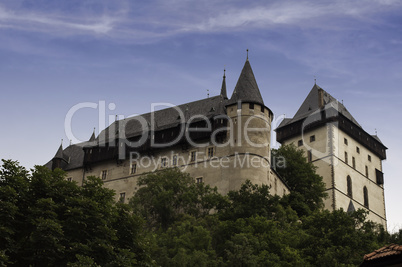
276, 84, 387, 228
222, 59, 274, 192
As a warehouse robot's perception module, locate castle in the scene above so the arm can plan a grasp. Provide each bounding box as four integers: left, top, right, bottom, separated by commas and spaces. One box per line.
47, 58, 387, 227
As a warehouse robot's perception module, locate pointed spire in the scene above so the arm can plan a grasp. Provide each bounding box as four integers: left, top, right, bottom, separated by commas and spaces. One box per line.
89, 128, 96, 142
227, 59, 264, 106
54, 143, 64, 159
220, 69, 228, 99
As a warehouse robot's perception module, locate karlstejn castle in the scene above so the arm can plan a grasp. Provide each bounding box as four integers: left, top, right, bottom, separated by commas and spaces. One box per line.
46, 58, 387, 228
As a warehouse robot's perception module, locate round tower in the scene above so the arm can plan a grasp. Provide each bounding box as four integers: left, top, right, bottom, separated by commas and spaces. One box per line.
222, 58, 274, 192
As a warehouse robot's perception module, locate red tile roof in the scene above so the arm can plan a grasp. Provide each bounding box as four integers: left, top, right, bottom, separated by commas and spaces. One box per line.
363, 244, 402, 261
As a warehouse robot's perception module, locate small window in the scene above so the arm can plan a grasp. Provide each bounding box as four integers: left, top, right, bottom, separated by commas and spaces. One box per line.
161, 157, 167, 168
101, 170, 107, 180
67, 177, 72, 182
261, 106, 264, 113
356, 147, 360, 154
207, 147, 214, 158
365, 166, 368, 177
344, 138, 348, 145
368, 155, 371, 162
376, 169, 384, 185
363, 186, 369, 208
352, 157, 356, 169
131, 163, 137, 174
307, 150, 312, 162
345, 152, 348, 164
249, 103, 254, 110
190, 151, 196, 162
298, 140, 303, 147
347, 176, 352, 198
172, 155, 178, 166
196, 177, 203, 184
310, 135, 315, 142
119, 192, 126, 203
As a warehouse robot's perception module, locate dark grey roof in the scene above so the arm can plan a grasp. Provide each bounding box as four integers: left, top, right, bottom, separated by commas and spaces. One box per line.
98, 95, 228, 141
220, 70, 228, 99
371, 135, 383, 144
228, 60, 264, 106
277, 84, 361, 128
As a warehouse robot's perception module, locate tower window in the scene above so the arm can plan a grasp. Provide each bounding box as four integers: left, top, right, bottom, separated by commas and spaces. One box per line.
345, 152, 348, 164
261, 106, 264, 113
207, 147, 214, 158
347, 176, 352, 198
344, 138, 348, 145
310, 135, 315, 142
249, 103, 254, 110
196, 177, 203, 184
190, 151, 197, 162
356, 147, 360, 154
365, 166, 368, 177
352, 157, 356, 169
119, 192, 126, 203
376, 169, 384, 185
101, 170, 107, 180
368, 155, 371, 162
363, 186, 369, 208
307, 150, 312, 162
131, 163, 137, 174
172, 155, 178, 166
67, 177, 72, 182
298, 140, 303, 147
161, 157, 168, 168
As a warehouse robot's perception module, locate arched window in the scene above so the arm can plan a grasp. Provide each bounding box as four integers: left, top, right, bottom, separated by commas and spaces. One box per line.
347, 176, 352, 198
363, 186, 369, 208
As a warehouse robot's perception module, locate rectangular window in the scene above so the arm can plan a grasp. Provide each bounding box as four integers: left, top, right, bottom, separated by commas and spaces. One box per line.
161, 157, 167, 168
261, 106, 264, 113
172, 155, 178, 166
249, 103, 254, 110
376, 169, 384, 185
345, 152, 348, 164
352, 157, 356, 169
190, 151, 196, 162
356, 147, 360, 154
101, 170, 107, 180
131, 163, 137, 174
207, 147, 214, 158
119, 192, 126, 203
344, 138, 348, 145
368, 155, 371, 162
307, 150, 312, 162
196, 177, 203, 184
298, 140, 303, 147
310, 135, 315, 142
67, 177, 72, 182
365, 166, 369, 177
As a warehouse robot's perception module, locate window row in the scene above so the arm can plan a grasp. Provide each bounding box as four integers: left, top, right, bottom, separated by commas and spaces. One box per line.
344, 138, 372, 162
346, 175, 369, 208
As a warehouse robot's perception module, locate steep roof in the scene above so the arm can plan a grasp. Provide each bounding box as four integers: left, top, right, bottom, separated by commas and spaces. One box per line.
277, 84, 361, 128
220, 69, 228, 99
228, 60, 264, 106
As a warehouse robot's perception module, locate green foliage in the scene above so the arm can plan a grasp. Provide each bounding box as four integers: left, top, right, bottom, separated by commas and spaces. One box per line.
130, 168, 226, 230
0, 159, 148, 266
273, 144, 327, 216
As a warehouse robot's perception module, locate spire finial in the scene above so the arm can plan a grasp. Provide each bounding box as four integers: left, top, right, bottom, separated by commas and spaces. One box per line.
375, 128, 377, 135
70, 139, 72, 146
223, 68, 226, 78
314, 75, 316, 85
246, 49, 249, 60
207, 89, 209, 98
93, 127, 96, 134
61, 139, 63, 146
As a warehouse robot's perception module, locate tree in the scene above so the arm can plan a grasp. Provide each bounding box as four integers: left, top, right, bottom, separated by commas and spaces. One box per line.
272, 144, 327, 216
0, 159, 149, 266
130, 168, 226, 230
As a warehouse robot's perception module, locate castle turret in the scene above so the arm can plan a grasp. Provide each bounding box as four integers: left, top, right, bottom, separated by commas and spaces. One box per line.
223, 58, 274, 192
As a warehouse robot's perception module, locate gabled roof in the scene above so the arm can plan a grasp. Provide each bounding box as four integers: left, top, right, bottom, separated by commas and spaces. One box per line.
361, 244, 402, 266
278, 84, 361, 129
228, 60, 264, 106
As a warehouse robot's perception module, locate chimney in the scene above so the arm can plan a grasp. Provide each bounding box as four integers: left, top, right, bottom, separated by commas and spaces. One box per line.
318, 88, 324, 109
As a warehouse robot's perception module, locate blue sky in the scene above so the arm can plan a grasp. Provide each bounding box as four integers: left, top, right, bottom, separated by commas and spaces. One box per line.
0, 0, 401, 230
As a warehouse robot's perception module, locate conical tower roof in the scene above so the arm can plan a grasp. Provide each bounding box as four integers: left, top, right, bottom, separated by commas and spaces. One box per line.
53, 144, 65, 159
228, 59, 264, 106
220, 69, 228, 99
